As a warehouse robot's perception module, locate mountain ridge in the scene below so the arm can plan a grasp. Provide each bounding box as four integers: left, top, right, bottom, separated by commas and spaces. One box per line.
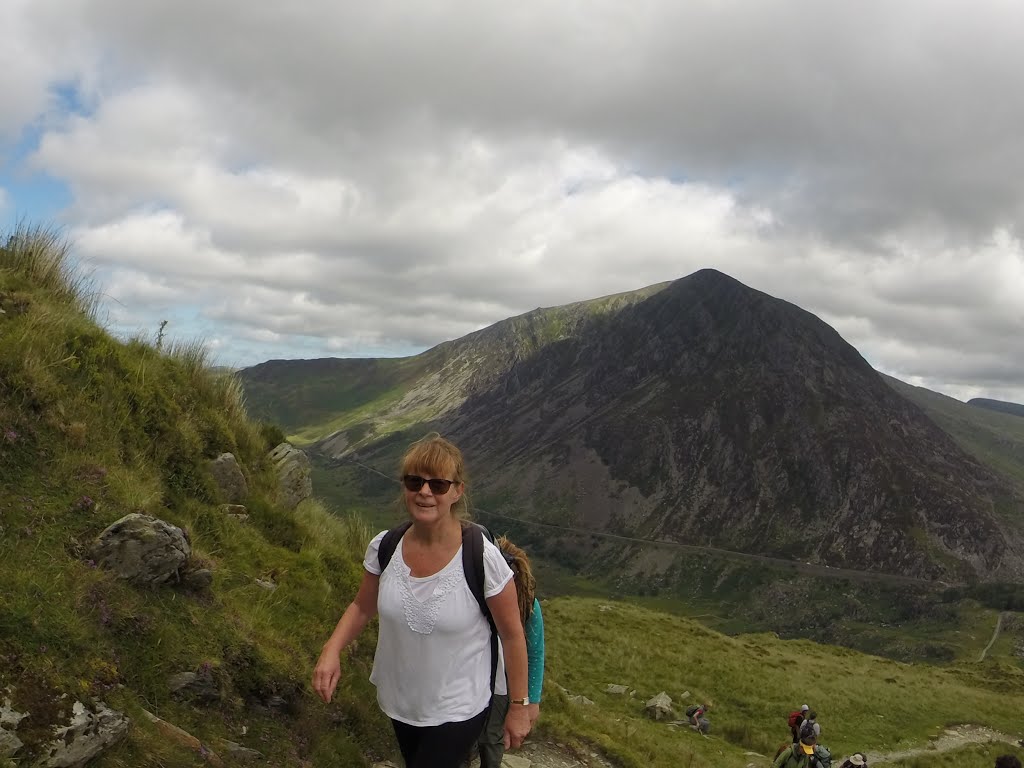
241, 270, 1024, 583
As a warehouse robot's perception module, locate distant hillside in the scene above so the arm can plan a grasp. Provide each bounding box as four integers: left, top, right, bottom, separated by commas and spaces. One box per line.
0, 228, 390, 767
883, 376, 1024, 492
244, 270, 1024, 583
970, 397, 1024, 419
240, 281, 669, 443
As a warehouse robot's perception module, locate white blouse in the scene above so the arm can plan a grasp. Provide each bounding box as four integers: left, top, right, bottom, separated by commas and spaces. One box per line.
363, 530, 513, 726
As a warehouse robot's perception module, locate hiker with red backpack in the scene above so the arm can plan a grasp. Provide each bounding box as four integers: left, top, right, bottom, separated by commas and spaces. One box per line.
312, 434, 531, 768
787, 705, 810, 743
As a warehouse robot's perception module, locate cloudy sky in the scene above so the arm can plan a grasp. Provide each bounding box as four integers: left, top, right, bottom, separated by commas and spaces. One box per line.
2, 0, 1023, 402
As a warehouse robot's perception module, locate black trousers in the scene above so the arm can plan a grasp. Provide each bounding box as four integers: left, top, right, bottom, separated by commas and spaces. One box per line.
391, 708, 488, 768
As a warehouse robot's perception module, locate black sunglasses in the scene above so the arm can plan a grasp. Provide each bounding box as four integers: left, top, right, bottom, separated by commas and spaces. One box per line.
402, 475, 458, 495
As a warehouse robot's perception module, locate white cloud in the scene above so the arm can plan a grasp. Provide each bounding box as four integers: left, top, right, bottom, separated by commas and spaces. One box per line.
0, 0, 1021, 403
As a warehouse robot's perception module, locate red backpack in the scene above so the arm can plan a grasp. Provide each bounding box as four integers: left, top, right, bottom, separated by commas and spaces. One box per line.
787, 710, 804, 729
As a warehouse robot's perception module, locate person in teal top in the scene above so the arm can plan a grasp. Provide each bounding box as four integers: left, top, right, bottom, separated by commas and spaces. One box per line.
476, 537, 545, 768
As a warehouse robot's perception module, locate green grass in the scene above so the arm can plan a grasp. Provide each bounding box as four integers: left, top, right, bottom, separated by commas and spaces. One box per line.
538, 597, 1024, 768
0, 226, 396, 767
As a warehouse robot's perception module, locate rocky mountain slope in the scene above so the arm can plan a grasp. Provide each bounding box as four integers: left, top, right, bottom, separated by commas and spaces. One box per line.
245, 270, 1024, 582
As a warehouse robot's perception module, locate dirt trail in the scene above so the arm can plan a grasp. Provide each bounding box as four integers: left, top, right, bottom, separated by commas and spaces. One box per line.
978, 611, 1008, 662
863, 723, 1020, 764
372, 739, 618, 768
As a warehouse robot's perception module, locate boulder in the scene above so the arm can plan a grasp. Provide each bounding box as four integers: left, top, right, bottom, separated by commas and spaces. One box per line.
209, 453, 247, 503
0, 696, 26, 758
168, 668, 220, 704
35, 701, 129, 768
645, 691, 673, 721
90, 514, 190, 586
180, 568, 214, 591
268, 443, 312, 510
215, 740, 262, 763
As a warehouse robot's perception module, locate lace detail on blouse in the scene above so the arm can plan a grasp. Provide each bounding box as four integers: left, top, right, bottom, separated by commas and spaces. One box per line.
394, 552, 466, 635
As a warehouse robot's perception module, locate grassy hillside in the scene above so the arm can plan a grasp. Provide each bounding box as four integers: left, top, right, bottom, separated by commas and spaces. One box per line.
0, 227, 392, 767
970, 397, 1024, 420
883, 374, 1024, 493
541, 598, 1024, 768
239, 282, 670, 447
4, 228, 1022, 768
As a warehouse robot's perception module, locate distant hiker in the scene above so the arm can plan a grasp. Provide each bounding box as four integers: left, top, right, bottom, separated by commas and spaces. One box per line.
476, 536, 545, 768
313, 434, 531, 768
995, 756, 1022, 768
810, 744, 832, 768
788, 704, 810, 742
838, 753, 867, 768
685, 703, 711, 733
799, 710, 821, 741
773, 736, 817, 767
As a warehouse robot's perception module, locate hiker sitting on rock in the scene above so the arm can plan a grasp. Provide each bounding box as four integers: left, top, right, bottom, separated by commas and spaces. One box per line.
838, 753, 867, 767
774, 735, 818, 767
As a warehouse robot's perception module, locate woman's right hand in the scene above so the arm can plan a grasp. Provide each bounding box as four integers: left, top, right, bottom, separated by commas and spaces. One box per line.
312, 648, 342, 703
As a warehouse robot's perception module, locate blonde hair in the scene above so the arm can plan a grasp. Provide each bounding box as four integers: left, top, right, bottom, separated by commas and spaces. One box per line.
495, 535, 536, 626
398, 433, 470, 519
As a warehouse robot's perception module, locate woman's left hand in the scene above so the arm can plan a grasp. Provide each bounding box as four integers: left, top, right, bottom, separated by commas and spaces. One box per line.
503, 703, 532, 750
526, 703, 540, 726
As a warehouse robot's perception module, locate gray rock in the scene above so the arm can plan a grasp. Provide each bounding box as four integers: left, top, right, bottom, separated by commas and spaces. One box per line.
181, 568, 214, 591
210, 453, 248, 504
268, 443, 312, 510
645, 691, 673, 721
1, 695, 26, 758
167, 672, 197, 694
216, 739, 262, 763
604, 684, 629, 695
90, 514, 190, 586
567, 694, 595, 706
168, 670, 220, 704
34, 701, 129, 768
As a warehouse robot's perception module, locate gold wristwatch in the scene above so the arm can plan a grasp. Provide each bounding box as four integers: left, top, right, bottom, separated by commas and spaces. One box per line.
510, 697, 530, 705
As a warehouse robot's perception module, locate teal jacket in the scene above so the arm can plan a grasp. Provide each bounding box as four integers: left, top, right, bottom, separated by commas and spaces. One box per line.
525, 598, 544, 702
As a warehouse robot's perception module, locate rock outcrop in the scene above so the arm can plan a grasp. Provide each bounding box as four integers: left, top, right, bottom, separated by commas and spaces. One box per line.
0, 696, 26, 759
645, 691, 673, 721
90, 514, 190, 586
268, 443, 312, 510
209, 453, 248, 503
34, 701, 129, 768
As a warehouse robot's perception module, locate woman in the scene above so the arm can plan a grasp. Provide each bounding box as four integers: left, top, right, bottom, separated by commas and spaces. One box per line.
476, 536, 545, 768
313, 435, 531, 768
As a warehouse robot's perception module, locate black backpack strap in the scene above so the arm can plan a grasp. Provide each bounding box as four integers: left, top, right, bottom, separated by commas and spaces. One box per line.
461, 522, 498, 693
377, 521, 412, 573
